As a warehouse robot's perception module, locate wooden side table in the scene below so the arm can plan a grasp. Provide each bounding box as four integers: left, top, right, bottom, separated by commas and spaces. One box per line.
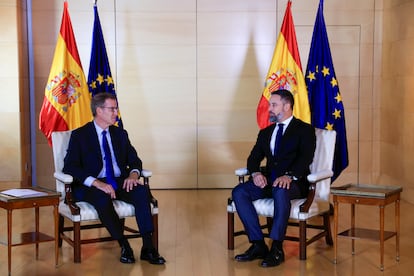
331, 183, 402, 271
0, 188, 60, 275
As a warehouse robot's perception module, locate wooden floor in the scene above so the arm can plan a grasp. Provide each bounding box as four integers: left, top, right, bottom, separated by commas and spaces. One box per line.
0, 189, 413, 276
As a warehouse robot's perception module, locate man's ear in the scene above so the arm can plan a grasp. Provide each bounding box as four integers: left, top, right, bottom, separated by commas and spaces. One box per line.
96, 107, 102, 115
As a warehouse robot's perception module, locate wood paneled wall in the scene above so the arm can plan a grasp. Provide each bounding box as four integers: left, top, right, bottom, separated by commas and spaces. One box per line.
3, 0, 386, 191
380, 0, 414, 203
0, 0, 30, 186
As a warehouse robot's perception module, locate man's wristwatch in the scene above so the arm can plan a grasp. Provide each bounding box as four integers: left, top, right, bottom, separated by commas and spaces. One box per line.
251, 172, 261, 178
284, 172, 298, 181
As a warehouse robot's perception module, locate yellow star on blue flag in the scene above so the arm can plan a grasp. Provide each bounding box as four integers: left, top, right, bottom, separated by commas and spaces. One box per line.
305, 0, 349, 182
87, 4, 123, 128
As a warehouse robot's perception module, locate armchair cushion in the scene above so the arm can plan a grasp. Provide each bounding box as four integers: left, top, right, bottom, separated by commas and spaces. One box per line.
227, 197, 327, 221
58, 199, 159, 223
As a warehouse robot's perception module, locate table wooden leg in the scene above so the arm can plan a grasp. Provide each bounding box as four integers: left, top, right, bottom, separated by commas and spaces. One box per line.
54, 204, 59, 267
35, 206, 39, 260
333, 199, 338, 264
351, 204, 355, 255
396, 199, 400, 262
380, 205, 385, 271
331, 186, 401, 271
7, 209, 12, 276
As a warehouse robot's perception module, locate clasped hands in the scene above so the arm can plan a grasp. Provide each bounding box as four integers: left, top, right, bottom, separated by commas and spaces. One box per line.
93, 171, 143, 199
252, 172, 292, 189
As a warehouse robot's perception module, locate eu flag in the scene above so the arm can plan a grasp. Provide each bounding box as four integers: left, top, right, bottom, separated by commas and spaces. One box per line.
305, 0, 348, 182
87, 4, 123, 128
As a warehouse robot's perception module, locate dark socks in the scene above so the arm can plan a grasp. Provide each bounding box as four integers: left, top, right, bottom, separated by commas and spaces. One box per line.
253, 239, 267, 248
271, 240, 283, 251
119, 233, 154, 250
142, 232, 154, 249
118, 237, 131, 249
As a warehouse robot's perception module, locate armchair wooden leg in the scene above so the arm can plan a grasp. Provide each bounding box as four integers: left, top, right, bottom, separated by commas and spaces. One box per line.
74, 222, 81, 263
58, 215, 64, 247
152, 214, 159, 250
120, 218, 126, 229
299, 220, 307, 260
228, 212, 235, 250
323, 212, 333, 245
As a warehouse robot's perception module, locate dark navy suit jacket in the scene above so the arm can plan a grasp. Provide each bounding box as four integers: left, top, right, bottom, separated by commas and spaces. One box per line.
63, 121, 142, 186
247, 117, 316, 196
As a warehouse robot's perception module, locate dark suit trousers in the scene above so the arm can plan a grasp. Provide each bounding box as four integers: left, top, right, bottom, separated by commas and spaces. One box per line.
73, 182, 154, 240
232, 180, 303, 242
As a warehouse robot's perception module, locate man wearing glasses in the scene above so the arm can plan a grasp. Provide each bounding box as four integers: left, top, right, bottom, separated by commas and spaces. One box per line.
63, 92, 165, 265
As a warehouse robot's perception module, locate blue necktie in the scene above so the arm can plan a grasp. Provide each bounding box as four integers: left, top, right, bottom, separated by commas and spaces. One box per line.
102, 130, 118, 190
273, 123, 284, 156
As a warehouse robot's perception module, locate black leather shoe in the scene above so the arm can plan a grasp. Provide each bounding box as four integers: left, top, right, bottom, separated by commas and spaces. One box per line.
235, 243, 269, 262
140, 247, 166, 265
261, 247, 285, 267
120, 244, 136, 264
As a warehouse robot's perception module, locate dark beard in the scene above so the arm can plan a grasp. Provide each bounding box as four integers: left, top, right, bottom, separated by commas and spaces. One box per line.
269, 114, 278, 123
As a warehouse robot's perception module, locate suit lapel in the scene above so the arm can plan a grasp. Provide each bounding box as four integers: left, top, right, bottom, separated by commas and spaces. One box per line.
283, 117, 298, 135
279, 117, 298, 147
266, 124, 276, 156
108, 126, 120, 162
86, 122, 104, 162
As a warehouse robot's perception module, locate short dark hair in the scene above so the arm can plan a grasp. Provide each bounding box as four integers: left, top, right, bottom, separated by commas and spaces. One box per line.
271, 89, 294, 108
91, 93, 117, 117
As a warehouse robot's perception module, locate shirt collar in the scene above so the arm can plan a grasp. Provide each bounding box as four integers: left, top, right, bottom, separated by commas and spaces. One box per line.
278, 115, 293, 128
93, 120, 108, 135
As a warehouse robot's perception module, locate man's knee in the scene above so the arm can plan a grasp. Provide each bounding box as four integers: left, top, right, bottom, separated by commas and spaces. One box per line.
95, 196, 114, 209
272, 186, 289, 200
232, 184, 244, 201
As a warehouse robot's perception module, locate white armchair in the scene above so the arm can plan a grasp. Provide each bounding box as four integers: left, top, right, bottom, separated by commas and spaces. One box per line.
51, 130, 159, 263
227, 128, 336, 260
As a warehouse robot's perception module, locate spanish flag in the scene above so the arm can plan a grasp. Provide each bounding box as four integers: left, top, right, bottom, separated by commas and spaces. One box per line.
39, 1, 92, 145
256, 0, 310, 129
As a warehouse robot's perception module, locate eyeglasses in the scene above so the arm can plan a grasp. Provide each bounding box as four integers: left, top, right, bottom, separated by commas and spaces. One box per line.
100, 106, 118, 112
